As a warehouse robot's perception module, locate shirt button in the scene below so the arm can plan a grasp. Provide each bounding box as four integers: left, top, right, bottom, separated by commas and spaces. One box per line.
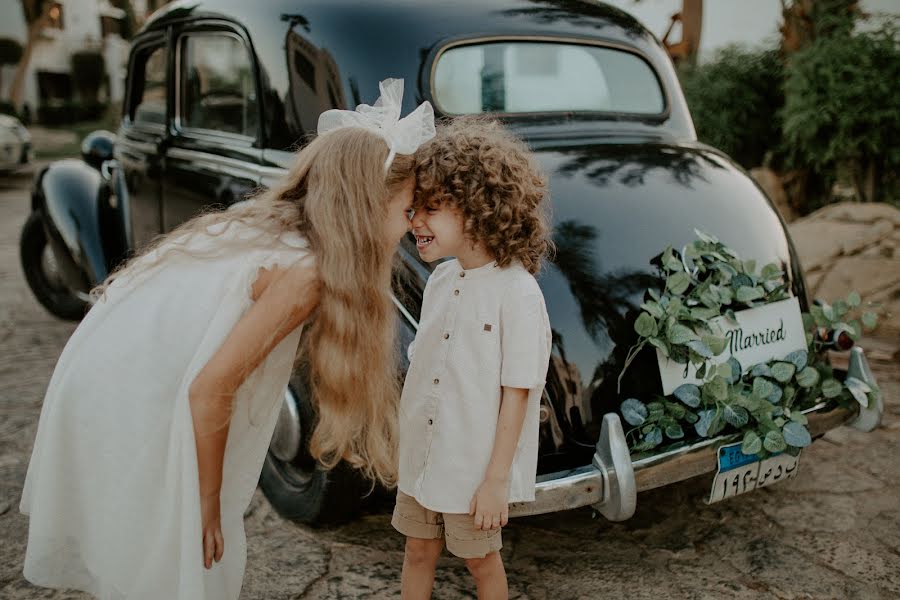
428, 418, 433, 425
443, 333, 450, 340
459, 272, 466, 278
453, 289, 459, 296
433, 378, 439, 385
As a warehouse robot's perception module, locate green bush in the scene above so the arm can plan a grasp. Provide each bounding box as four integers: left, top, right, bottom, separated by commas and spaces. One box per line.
678, 46, 785, 169
71, 50, 106, 102
781, 23, 899, 204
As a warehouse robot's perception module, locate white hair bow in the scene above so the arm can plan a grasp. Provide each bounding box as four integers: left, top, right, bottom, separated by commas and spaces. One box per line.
317, 78, 436, 171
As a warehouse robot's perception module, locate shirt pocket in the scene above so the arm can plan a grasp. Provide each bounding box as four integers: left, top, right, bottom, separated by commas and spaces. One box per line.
473, 307, 502, 379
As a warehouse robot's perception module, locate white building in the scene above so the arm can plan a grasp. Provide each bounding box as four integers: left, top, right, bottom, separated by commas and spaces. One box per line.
0, 0, 129, 113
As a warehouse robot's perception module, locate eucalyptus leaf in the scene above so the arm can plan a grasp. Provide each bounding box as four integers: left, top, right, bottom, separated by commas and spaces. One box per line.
784, 350, 808, 372
644, 426, 663, 448
761, 263, 782, 280
862, 312, 878, 330
752, 377, 775, 399
703, 335, 728, 356
723, 404, 750, 427
634, 312, 658, 338
751, 363, 773, 378
692, 307, 721, 320
686, 339, 714, 358
782, 421, 812, 448
736, 286, 764, 303
822, 303, 834, 321
648, 336, 669, 356
766, 384, 784, 405
742, 259, 757, 275
667, 272, 691, 295
796, 367, 820, 389
668, 323, 699, 344
620, 398, 648, 426
741, 430, 762, 455
665, 423, 685, 439
706, 376, 728, 401
763, 430, 787, 453
732, 274, 753, 289
673, 383, 702, 408
790, 411, 808, 425
641, 301, 665, 319
821, 378, 843, 399
725, 357, 743, 384
695, 409, 717, 437
771, 362, 796, 383
847, 291, 861, 307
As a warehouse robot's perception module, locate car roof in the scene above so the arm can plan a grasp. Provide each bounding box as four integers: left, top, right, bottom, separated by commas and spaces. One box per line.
143, 0, 693, 142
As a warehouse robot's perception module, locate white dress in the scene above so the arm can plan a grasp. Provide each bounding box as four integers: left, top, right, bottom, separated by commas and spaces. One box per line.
20, 221, 311, 600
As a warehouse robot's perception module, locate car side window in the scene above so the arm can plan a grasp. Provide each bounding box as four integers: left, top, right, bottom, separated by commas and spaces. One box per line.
129, 45, 167, 126
179, 33, 258, 138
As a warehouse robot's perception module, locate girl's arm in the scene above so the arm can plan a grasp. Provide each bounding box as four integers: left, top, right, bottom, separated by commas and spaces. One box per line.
188, 258, 319, 568
470, 386, 529, 530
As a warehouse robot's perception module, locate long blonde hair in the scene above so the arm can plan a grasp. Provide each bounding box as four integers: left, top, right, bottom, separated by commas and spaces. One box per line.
94, 127, 411, 486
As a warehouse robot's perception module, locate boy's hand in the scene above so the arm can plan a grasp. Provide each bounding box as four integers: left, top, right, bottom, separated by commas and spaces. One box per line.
200, 492, 225, 569
469, 477, 509, 530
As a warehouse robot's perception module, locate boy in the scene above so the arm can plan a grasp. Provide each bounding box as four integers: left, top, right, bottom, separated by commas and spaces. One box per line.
393, 118, 553, 600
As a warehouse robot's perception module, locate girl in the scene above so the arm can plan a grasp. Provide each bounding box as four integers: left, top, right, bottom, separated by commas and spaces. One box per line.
20, 79, 434, 600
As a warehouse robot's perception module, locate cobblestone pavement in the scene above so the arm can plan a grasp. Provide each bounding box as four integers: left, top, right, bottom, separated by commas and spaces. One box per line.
1, 171, 898, 599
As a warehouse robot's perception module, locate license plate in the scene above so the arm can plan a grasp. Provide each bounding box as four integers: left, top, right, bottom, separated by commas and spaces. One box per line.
707, 442, 800, 504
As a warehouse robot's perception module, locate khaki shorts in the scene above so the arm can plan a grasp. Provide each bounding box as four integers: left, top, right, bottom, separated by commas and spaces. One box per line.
391, 491, 503, 559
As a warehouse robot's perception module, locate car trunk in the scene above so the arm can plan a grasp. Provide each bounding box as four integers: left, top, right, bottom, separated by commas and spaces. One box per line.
530, 140, 810, 474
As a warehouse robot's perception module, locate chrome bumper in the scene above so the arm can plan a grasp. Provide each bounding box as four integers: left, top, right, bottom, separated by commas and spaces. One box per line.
509, 347, 882, 520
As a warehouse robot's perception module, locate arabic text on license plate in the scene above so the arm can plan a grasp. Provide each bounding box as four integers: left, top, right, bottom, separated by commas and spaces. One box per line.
707, 442, 800, 504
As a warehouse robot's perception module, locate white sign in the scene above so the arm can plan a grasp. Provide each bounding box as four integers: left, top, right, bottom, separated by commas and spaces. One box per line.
656, 297, 807, 395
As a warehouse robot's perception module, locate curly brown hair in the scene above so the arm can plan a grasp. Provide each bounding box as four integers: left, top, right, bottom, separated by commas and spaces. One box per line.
414, 117, 553, 274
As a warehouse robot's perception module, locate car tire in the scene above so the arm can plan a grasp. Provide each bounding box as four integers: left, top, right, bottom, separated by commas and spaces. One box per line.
259, 375, 370, 525
20, 212, 88, 321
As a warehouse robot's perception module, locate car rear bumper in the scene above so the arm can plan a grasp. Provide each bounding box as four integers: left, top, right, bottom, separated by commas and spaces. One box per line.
509, 347, 882, 520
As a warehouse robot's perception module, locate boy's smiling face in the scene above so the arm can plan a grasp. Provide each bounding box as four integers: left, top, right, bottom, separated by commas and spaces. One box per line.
411, 200, 468, 263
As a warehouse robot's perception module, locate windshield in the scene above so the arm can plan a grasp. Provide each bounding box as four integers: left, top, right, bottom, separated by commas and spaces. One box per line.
432, 41, 665, 116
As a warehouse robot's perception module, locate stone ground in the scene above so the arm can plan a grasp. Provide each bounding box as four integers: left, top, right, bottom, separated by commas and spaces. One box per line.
0, 167, 898, 599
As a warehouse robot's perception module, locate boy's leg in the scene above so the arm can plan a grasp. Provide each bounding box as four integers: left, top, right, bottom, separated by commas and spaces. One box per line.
442, 512, 506, 600
392, 491, 445, 600
401, 536, 444, 599
465, 552, 507, 600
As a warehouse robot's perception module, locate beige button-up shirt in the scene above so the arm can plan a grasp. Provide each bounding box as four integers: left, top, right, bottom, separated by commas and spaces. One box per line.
398, 259, 552, 514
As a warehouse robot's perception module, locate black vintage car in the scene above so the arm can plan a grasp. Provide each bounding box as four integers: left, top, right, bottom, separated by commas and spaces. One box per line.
21, 0, 882, 524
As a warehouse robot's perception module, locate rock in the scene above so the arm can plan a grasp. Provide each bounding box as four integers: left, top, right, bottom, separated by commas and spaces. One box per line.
806, 202, 900, 227
789, 221, 875, 272
840, 219, 893, 255
813, 256, 900, 301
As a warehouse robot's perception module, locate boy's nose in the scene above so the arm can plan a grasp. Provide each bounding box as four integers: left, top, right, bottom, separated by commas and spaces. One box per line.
410, 210, 424, 228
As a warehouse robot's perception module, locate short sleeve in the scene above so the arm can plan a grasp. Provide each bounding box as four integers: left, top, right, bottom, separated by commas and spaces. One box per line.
500, 279, 552, 389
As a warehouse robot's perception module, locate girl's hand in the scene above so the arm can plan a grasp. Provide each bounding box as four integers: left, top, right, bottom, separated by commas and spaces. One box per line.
469, 477, 509, 531
200, 492, 224, 569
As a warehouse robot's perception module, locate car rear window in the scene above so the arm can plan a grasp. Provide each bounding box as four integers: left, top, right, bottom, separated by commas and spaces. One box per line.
432, 41, 665, 116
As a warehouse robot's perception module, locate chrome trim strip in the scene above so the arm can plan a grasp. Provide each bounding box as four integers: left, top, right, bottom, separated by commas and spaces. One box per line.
392, 294, 419, 330
165, 146, 276, 182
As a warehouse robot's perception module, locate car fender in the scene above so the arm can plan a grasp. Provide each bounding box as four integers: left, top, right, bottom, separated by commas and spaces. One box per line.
32, 159, 112, 293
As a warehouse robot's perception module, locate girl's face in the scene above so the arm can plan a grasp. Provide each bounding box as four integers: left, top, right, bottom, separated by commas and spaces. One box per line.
410, 201, 468, 262
383, 177, 415, 248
